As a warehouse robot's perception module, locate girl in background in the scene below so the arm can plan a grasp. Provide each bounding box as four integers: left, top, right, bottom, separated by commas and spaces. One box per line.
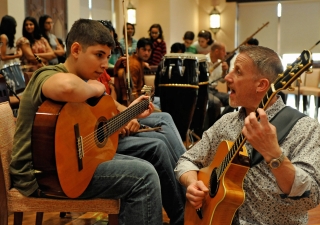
119, 22, 138, 56
16, 16, 55, 71
0, 15, 22, 69
147, 24, 166, 66
192, 30, 214, 54
39, 14, 65, 65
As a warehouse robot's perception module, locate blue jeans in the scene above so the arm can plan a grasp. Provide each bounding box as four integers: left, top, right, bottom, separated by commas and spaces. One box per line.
118, 117, 186, 225
138, 112, 186, 161
80, 154, 163, 225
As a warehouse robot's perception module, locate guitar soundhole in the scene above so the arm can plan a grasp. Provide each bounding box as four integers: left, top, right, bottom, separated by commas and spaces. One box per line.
94, 117, 108, 148
209, 168, 219, 198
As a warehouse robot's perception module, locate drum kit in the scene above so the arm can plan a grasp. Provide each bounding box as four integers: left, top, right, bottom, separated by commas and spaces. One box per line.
158, 53, 209, 144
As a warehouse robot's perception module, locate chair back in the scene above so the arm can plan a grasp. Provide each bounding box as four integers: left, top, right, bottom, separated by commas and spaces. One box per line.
0, 76, 9, 103
0, 101, 15, 192
304, 69, 320, 88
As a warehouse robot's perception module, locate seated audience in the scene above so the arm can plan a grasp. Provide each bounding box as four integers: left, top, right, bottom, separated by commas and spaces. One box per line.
119, 22, 137, 56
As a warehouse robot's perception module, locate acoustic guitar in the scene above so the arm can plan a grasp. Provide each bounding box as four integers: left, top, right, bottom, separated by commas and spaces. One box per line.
184, 50, 312, 225
32, 87, 153, 198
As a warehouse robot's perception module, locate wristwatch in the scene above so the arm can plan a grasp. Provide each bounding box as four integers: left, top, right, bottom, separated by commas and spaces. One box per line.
268, 152, 285, 169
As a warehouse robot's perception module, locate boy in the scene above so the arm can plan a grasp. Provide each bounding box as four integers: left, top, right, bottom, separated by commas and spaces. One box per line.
10, 19, 163, 225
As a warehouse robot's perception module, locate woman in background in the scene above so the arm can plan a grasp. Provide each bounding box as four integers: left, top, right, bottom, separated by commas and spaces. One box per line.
119, 22, 138, 56
192, 30, 214, 54
147, 23, 166, 66
16, 16, 55, 71
0, 15, 22, 68
39, 14, 65, 65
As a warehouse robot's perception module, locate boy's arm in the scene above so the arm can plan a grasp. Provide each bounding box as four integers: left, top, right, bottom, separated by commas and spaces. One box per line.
42, 73, 106, 102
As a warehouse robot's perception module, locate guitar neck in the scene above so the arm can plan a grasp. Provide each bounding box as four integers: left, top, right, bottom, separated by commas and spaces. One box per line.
106, 98, 149, 136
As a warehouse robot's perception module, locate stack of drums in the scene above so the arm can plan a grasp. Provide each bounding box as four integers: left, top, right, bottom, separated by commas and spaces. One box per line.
158, 53, 208, 141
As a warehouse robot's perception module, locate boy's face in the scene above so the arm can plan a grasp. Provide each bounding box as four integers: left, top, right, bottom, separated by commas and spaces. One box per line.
75, 44, 111, 80
136, 45, 152, 61
183, 39, 193, 48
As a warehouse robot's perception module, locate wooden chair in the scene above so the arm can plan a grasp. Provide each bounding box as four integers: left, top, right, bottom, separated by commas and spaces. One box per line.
0, 101, 120, 225
299, 68, 320, 118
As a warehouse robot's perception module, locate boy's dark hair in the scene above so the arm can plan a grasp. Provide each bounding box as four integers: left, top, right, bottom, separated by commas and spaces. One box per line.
22, 16, 42, 46
170, 43, 185, 53
0, 15, 17, 48
183, 31, 195, 41
247, 38, 259, 46
65, 19, 115, 57
197, 30, 214, 45
137, 37, 153, 50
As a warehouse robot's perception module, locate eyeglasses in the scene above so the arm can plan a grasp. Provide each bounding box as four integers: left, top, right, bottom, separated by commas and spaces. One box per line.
45, 22, 54, 25
150, 32, 159, 35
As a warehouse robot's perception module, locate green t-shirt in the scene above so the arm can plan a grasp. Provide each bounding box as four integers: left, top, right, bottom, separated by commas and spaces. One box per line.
10, 64, 68, 196
185, 45, 197, 54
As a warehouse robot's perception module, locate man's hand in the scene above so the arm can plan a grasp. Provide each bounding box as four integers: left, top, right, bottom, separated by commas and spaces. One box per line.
242, 108, 282, 162
129, 95, 154, 118
221, 62, 229, 78
186, 180, 209, 209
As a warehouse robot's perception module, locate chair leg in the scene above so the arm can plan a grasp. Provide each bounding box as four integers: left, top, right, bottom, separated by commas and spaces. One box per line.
108, 214, 119, 225
13, 212, 23, 225
35, 212, 43, 225
0, 208, 8, 225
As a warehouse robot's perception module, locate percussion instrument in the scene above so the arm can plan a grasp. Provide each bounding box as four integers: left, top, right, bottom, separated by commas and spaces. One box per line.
159, 53, 199, 141
189, 54, 209, 137
1, 62, 26, 94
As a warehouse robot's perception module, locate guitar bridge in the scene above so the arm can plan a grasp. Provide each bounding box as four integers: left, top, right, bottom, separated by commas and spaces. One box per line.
74, 123, 83, 171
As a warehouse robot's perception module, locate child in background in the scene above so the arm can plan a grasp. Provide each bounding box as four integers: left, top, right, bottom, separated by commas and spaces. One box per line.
192, 30, 214, 54
182, 31, 196, 54
147, 24, 166, 66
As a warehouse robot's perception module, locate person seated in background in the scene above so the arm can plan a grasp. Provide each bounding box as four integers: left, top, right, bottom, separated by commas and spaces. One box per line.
119, 22, 138, 56
0, 15, 22, 68
10, 18, 164, 225
191, 30, 214, 54
182, 31, 196, 54
114, 37, 161, 109
16, 16, 55, 72
39, 14, 65, 65
175, 45, 320, 224
170, 42, 185, 53
204, 42, 236, 130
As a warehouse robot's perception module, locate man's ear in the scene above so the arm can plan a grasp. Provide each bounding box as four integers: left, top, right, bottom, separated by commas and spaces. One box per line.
70, 42, 82, 58
256, 78, 270, 93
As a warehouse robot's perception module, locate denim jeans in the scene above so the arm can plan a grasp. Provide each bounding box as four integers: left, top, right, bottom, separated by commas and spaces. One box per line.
118, 123, 186, 225
80, 154, 163, 225
138, 112, 186, 161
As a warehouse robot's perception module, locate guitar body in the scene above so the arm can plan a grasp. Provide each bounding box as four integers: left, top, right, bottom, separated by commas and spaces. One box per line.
184, 141, 250, 225
32, 95, 119, 198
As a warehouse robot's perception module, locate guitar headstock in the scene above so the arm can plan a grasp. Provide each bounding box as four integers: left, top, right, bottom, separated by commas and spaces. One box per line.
273, 50, 312, 92
141, 85, 155, 102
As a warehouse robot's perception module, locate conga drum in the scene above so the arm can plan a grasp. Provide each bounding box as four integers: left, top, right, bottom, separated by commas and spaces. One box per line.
159, 53, 199, 141
190, 54, 209, 137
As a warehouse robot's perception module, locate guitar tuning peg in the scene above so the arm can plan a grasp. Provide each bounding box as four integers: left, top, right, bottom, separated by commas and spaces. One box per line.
287, 86, 295, 91
306, 68, 313, 74
297, 77, 302, 83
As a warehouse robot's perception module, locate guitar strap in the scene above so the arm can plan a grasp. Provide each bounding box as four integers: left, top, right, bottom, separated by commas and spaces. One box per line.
250, 106, 306, 167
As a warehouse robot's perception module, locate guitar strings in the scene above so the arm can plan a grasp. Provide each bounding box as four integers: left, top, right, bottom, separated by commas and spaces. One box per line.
79, 101, 149, 155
